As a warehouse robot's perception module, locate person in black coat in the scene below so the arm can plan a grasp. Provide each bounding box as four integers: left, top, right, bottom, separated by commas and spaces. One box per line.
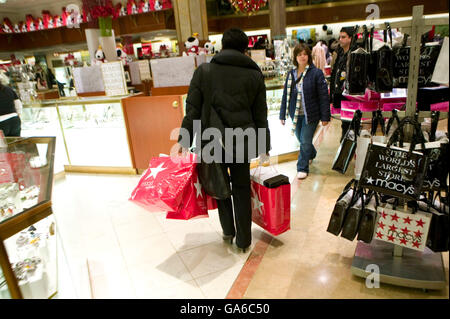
330, 27, 354, 141
177, 28, 271, 252
279, 43, 330, 179
0, 81, 22, 137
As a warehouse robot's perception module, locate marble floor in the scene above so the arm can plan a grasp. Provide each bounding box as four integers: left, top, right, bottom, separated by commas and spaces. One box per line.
50, 119, 449, 299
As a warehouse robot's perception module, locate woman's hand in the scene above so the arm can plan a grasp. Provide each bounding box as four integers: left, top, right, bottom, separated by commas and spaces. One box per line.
321, 121, 329, 126
280, 120, 285, 126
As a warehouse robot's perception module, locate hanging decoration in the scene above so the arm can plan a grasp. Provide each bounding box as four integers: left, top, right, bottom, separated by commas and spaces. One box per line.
228, 0, 268, 15
0, 0, 172, 34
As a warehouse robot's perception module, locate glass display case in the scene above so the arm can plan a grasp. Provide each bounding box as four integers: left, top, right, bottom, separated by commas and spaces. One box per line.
21, 95, 137, 173
0, 137, 57, 299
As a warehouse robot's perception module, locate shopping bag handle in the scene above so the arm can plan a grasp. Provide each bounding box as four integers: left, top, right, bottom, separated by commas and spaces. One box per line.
386, 109, 401, 136
430, 111, 440, 142
387, 116, 426, 153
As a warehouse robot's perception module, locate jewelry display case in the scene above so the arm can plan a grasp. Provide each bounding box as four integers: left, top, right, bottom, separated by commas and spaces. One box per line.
21, 95, 139, 174
0, 137, 57, 299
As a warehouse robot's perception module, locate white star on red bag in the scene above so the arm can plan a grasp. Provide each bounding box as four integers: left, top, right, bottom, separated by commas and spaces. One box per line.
148, 162, 166, 179
194, 178, 203, 198
252, 195, 264, 215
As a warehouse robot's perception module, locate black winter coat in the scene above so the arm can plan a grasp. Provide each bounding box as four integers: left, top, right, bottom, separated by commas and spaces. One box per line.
178, 49, 271, 160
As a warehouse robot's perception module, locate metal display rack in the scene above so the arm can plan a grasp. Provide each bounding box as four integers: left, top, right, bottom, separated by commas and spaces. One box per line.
348, 5, 448, 290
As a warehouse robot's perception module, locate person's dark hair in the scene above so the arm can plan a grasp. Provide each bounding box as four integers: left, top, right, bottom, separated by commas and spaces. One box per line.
293, 43, 313, 67
222, 28, 249, 53
340, 27, 354, 38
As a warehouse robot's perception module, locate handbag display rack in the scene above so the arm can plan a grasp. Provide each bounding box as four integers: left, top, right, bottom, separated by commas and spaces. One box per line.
332, 5, 449, 291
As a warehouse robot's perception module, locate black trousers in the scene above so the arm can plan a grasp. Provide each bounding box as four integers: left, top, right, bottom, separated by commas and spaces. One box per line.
333, 93, 351, 141
0, 116, 21, 137
216, 162, 252, 249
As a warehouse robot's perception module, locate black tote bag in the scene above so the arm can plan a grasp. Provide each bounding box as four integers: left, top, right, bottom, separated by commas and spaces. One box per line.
375, 25, 394, 93
359, 117, 428, 200
357, 191, 379, 243
332, 110, 362, 174
347, 25, 370, 95
327, 179, 358, 236
341, 189, 365, 241
196, 64, 232, 200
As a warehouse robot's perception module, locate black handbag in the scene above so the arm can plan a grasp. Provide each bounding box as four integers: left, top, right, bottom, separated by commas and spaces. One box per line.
332, 110, 362, 174
371, 110, 386, 136
422, 141, 449, 191
341, 188, 365, 241
419, 192, 449, 252
393, 36, 442, 88
375, 23, 394, 93
347, 26, 370, 95
357, 191, 379, 243
327, 179, 359, 236
386, 109, 401, 137
196, 64, 232, 200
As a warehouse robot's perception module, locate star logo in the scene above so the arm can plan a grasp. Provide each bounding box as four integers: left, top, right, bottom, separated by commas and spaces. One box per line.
403, 216, 412, 224
148, 162, 166, 179
412, 241, 421, 249
389, 224, 397, 232
379, 211, 387, 219
416, 219, 425, 228
252, 195, 264, 215
414, 230, 423, 239
391, 213, 400, 222
376, 231, 383, 239
366, 176, 374, 184
401, 227, 410, 235
377, 221, 386, 230
400, 238, 407, 245
388, 235, 395, 242
193, 178, 203, 198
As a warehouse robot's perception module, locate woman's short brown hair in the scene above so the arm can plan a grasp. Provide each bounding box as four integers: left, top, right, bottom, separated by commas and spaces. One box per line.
293, 43, 313, 67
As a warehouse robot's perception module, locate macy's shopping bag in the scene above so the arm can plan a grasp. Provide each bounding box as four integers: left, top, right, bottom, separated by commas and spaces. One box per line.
129, 153, 198, 212
250, 166, 290, 236
166, 173, 208, 220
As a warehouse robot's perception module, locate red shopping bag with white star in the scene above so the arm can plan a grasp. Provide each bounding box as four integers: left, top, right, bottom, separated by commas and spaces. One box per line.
166, 172, 208, 220
129, 153, 198, 212
250, 177, 291, 236
374, 205, 432, 251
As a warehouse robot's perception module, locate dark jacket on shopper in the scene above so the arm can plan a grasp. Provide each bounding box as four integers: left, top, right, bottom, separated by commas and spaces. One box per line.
178, 49, 271, 160
279, 63, 330, 124
330, 46, 350, 106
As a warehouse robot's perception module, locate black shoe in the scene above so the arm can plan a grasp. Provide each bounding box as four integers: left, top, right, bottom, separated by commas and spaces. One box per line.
222, 234, 234, 244
236, 245, 250, 253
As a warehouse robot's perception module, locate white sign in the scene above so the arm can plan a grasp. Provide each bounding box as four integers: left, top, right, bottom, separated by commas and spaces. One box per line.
73, 66, 105, 93
374, 206, 431, 252
138, 60, 152, 81
251, 49, 266, 62
129, 62, 142, 85
101, 62, 128, 96
150, 56, 196, 88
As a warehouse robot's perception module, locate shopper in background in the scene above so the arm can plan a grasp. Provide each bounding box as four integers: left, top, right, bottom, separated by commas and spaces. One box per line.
0, 78, 22, 137
177, 28, 271, 253
330, 27, 354, 141
280, 43, 330, 180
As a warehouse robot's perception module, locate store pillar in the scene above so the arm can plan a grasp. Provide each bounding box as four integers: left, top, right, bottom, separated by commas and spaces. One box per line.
172, 0, 209, 53
269, 0, 287, 40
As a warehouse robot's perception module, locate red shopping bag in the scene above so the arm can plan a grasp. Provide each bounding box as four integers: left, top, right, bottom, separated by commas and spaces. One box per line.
129, 153, 197, 212
166, 173, 208, 220
206, 195, 218, 210
250, 179, 291, 236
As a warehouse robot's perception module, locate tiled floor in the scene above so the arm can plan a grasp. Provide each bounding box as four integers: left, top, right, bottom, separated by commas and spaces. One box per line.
50, 119, 449, 299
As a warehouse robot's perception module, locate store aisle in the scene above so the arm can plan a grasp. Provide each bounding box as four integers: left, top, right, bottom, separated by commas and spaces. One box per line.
51, 158, 298, 299
241, 119, 449, 299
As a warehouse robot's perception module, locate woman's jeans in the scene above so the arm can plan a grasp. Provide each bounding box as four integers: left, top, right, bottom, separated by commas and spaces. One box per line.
294, 115, 319, 173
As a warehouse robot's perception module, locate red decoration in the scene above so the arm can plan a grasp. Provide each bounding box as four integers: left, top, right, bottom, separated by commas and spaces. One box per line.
390, 213, 400, 222
416, 218, 425, 228
403, 216, 412, 224
229, 0, 267, 15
